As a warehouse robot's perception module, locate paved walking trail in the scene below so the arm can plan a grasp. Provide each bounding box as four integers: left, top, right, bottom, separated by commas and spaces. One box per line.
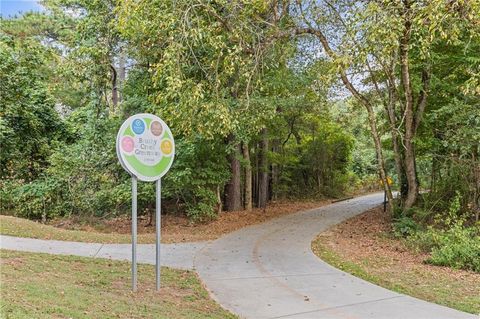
0, 192, 475, 319
0, 235, 204, 270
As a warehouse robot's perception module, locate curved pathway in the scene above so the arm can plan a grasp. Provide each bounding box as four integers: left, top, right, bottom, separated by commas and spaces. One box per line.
0, 193, 475, 318
194, 193, 475, 319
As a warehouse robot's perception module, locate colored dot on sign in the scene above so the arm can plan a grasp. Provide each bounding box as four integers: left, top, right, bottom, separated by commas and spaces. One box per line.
122, 136, 134, 152
161, 140, 173, 155
150, 121, 163, 136
132, 119, 145, 134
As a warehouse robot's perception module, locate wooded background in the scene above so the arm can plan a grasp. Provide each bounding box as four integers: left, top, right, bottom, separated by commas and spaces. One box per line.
1, 0, 479, 231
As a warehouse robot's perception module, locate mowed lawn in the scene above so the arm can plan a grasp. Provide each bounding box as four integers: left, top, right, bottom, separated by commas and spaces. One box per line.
0, 250, 236, 319
0, 215, 144, 244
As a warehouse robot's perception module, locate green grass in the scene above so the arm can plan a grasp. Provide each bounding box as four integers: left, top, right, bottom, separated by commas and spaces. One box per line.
312, 241, 480, 314
0, 215, 156, 244
0, 249, 237, 319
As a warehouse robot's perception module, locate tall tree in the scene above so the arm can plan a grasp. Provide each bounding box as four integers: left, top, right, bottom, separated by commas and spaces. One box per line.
289, 0, 480, 208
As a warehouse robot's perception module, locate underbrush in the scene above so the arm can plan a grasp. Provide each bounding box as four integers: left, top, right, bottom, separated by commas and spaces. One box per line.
392, 193, 480, 273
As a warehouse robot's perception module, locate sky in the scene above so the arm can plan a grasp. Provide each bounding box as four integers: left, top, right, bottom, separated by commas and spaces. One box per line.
0, 0, 44, 18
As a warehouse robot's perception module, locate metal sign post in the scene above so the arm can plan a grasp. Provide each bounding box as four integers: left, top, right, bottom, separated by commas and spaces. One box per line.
383, 190, 387, 212
155, 179, 161, 291
132, 176, 138, 291
116, 113, 175, 292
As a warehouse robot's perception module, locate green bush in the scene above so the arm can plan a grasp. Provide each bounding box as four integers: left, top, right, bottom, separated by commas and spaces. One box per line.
164, 137, 229, 221
10, 177, 67, 221
401, 193, 480, 273
185, 188, 219, 222
409, 226, 480, 273
393, 216, 419, 238
426, 226, 480, 272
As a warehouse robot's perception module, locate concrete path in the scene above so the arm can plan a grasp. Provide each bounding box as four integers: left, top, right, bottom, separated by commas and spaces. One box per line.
194, 192, 475, 319
0, 235, 205, 270
0, 193, 476, 318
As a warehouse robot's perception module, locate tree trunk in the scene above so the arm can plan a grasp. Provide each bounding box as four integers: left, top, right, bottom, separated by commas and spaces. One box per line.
258, 129, 269, 209
430, 156, 437, 193
271, 138, 280, 200
216, 185, 222, 215
110, 65, 118, 113
225, 142, 242, 211
366, 107, 395, 209
253, 145, 259, 206
242, 142, 253, 211
473, 147, 480, 222
118, 52, 126, 104
385, 70, 405, 200
400, 0, 418, 209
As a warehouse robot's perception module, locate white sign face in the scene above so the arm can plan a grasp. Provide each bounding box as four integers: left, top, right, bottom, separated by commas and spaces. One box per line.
116, 113, 175, 181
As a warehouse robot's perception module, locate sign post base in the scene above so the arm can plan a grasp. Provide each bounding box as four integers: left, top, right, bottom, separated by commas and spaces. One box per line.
132, 176, 138, 292
156, 179, 161, 291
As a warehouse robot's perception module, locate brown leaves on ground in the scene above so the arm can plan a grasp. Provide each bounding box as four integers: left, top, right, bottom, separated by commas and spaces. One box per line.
53, 199, 332, 243
319, 208, 425, 267
318, 207, 476, 277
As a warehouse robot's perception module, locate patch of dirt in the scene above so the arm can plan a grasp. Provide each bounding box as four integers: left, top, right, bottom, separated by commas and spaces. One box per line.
0, 257, 24, 267
51, 199, 332, 243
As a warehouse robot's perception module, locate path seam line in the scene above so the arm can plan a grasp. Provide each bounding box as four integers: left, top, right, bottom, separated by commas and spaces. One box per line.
269, 296, 406, 319
93, 244, 104, 257
206, 272, 342, 281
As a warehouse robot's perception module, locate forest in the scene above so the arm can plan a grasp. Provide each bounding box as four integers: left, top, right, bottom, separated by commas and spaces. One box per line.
0, 0, 479, 272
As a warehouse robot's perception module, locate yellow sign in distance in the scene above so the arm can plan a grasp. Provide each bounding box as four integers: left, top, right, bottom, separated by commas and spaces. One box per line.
380, 176, 393, 186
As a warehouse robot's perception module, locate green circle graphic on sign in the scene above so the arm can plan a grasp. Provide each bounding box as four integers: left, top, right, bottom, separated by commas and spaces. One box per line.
116, 113, 175, 181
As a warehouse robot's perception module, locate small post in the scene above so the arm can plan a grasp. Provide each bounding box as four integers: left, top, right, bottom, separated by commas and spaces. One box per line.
155, 179, 161, 291
132, 176, 138, 292
383, 190, 387, 212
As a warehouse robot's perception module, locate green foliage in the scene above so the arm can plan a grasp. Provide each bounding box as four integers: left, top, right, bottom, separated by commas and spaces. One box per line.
10, 177, 65, 221
3, 106, 127, 220
427, 226, 480, 272
393, 216, 419, 238
270, 114, 354, 199
3, 0, 477, 236
116, 0, 281, 139
164, 137, 229, 222
0, 29, 66, 181
409, 225, 480, 273
401, 193, 480, 272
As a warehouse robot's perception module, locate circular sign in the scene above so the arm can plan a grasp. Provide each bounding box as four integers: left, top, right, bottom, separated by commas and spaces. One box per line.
116, 113, 175, 181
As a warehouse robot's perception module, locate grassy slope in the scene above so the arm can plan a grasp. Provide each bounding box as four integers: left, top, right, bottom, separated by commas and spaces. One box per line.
0, 249, 236, 319
0, 215, 150, 244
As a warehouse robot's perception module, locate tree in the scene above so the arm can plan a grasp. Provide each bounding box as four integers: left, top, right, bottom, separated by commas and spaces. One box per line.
0, 17, 66, 181
288, 0, 480, 209
117, 0, 289, 211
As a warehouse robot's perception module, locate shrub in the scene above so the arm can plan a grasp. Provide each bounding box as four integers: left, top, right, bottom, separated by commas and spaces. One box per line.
11, 177, 67, 221
403, 193, 480, 273
426, 226, 480, 272
408, 225, 480, 273
393, 216, 419, 238
185, 188, 219, 222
